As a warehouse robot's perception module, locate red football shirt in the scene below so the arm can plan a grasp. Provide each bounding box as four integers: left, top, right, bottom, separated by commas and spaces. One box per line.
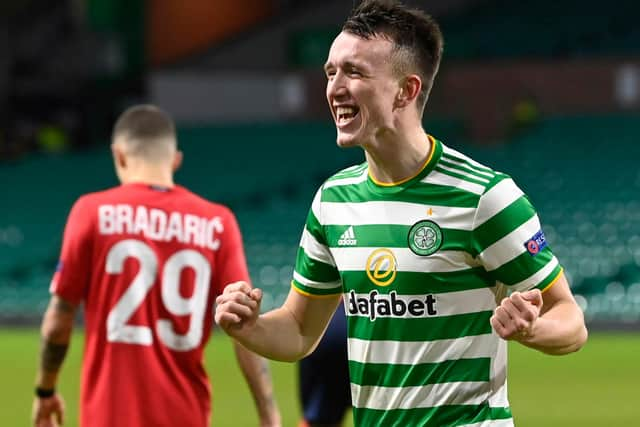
51, 183, 250, 427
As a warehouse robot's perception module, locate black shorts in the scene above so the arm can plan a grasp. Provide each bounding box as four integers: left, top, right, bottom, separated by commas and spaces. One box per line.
298, 302, 351, 424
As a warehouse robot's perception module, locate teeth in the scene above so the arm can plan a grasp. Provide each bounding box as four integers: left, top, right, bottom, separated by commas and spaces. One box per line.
336, 106, 355, 116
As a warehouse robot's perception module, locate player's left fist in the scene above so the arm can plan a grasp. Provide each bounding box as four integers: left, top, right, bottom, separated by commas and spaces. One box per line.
490, 289, 543, 341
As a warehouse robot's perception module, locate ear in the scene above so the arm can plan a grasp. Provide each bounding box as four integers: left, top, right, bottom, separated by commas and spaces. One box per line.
111, 142, 127, 169
172, 150, 183, 173
395, 74, 422, 108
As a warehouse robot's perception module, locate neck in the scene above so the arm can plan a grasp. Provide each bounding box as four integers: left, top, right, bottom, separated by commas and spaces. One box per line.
365, 125, 431, 184
121, 165, 174, 188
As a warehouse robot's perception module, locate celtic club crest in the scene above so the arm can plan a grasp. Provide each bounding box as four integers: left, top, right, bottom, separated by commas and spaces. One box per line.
408, 220, 443, 256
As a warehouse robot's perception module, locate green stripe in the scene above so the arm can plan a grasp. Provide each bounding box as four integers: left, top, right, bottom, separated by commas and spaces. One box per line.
353, 404, 512, 427
305, 209, 327, 246
322, 182, 480, 207
295, 249, 341, 283
349, 357, 490, 387
292, 279, 341, 296
489, 248, 555, 286
325, 225, 471, 251
434, 166, 490, 186
535, 263, 563, 291
439, 158, 495, 182
342, 269, 494, 295
348, 311, 493, 341
473, 196, 536, 252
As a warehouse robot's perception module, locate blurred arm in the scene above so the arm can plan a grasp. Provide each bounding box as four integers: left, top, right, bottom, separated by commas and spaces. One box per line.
35, 295, 77, 390
233, 342, 281, 427
32, 295, 78, 426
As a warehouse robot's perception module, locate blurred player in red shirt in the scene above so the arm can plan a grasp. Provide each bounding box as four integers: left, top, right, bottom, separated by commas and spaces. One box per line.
32, 105, 281, 427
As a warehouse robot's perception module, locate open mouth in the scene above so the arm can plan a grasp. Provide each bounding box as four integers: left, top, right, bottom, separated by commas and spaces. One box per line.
336, 105, 360, 127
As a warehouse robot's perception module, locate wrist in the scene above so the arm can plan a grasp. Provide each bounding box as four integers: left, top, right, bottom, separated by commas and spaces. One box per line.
35, 386, 56, 398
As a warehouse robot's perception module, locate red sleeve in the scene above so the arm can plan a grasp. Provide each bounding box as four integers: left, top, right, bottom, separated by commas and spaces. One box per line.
213, 208, 250, 296
50, 196, 94, 305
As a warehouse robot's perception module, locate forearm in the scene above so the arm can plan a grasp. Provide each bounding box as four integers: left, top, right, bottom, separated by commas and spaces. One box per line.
36, 340, 69, 389
521, 301, 588, 355
234, 306, 317, 362
36, 297, 77, 389
233, 342, 280, 423
217, 285, 341, 363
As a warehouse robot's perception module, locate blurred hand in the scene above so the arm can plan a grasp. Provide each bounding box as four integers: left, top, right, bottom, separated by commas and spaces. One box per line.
32, 394, 65, 427
215, 281, 263, 337
490, 289, 543, 341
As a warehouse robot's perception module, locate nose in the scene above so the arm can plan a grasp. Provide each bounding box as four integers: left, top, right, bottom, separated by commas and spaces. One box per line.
326, 72, 348, 101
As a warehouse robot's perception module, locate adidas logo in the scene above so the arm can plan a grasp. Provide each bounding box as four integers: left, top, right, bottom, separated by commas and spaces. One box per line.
338, 226, 357, 246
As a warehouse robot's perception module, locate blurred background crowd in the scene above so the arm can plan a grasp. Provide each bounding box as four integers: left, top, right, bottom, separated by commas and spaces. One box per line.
1, 0, 639, 329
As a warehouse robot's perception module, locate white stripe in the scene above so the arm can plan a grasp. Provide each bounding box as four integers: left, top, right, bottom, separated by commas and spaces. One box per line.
474, 179, 524, 227
510, 256, 560, 292
334, 164, 367, 176
489, 338, 509, 407
321, 201, 476, 230
479, 215, 541, 271
443, 146, 495, 174
440, 157, 494, 182
422, 170, 486, 195
351, 381, 490, 410
332, 247, 480, 272
300, 229, 335, 266
460, 419, 514, 427
323, 168, 368, 189
348, 333, 498, 365
292, 271, 341, 290
438, 162, 491, 184
346, 287, 496, 319
441, 156, 495, 180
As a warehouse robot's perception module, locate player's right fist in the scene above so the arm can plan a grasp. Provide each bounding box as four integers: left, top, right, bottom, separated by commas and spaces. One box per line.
215, 281, 263, 334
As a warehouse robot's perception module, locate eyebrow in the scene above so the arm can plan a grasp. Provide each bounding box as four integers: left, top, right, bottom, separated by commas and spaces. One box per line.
343, 61, 362, 70
323, 60, 364, 73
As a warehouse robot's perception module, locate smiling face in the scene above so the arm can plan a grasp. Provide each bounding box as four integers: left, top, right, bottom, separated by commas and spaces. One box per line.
324, 31, 402, 149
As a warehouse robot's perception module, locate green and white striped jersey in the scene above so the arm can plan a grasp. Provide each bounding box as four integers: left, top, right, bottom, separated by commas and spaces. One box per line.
292, 137, 562, 427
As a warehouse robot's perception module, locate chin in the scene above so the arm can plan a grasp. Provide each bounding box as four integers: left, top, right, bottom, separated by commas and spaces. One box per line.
336, 132, 361, 148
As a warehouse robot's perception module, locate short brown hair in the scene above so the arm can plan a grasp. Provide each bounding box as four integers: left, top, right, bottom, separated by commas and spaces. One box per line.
112, 104, 176, 159
343, 0, 444, 114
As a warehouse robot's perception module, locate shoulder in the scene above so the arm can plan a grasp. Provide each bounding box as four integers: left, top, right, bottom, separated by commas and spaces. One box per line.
177, 185, 236, 218
69, 186, 119, 212
62, 189, 116, 232
438, 143, 516, 196
320, 162, 368, 191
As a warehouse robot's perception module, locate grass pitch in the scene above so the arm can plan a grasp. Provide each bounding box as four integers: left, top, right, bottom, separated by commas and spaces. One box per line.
1, 329, 637, 426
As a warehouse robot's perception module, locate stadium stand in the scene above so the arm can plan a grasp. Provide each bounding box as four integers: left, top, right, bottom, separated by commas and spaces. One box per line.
440, 0, 640, 59
2, 115, 637, 324
2, 1, 638, 328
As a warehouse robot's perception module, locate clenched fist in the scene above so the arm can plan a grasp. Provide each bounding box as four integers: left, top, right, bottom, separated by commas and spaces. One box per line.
490, 289, 543, 341
215, 281, 263, 336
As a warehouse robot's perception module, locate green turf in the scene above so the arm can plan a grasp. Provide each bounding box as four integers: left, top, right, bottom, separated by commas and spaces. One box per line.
1, 329, 638, 426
